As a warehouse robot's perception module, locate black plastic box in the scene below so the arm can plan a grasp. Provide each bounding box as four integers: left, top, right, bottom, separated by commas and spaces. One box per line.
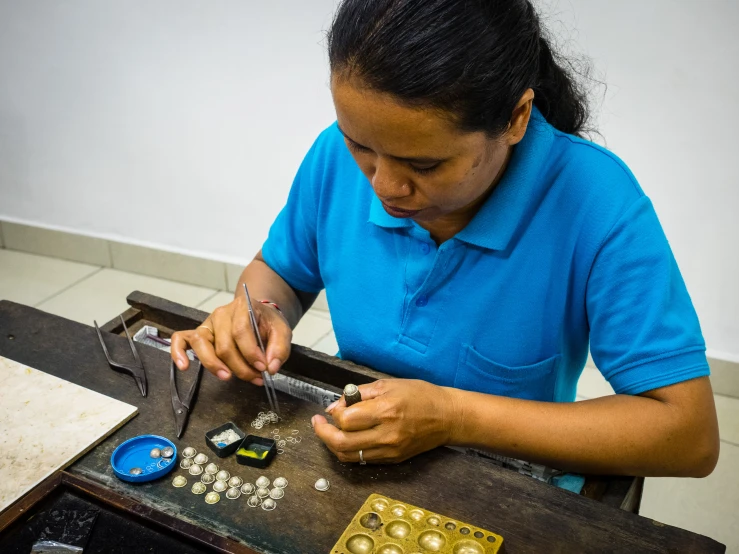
205, 422, 246, 458
236, 435, 277, 469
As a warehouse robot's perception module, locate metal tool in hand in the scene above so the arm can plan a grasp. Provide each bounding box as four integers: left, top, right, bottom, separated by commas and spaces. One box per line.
94, 316, 148, 397
170, 358, 203, 438
243, 283, 281, 416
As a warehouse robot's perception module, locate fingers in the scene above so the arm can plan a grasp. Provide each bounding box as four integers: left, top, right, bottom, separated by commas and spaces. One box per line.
211, 306, 263, 382
170, 331, 192, 370
264, 314, 292, 374
331, 400, 382, 432
311, 415, 385, 455
171, 327, 232, 380
230, 296, 268, 371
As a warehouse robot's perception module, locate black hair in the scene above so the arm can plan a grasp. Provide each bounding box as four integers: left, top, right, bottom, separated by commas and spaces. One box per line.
327, 0, 591, 138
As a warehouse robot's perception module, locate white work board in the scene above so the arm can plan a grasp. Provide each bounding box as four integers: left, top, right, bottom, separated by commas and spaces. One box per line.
0, 355, 137, 512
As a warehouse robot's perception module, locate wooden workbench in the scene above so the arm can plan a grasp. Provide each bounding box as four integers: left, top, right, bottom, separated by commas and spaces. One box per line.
0, 298, 725, 553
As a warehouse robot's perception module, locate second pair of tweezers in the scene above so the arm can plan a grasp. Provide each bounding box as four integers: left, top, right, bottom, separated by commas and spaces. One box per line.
243, 283, 280, 416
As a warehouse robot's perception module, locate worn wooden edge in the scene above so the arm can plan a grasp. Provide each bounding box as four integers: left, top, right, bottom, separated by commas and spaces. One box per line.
118, 293, 642, 512
0, 471, 64, 533
619, 476, 644, 514
100, 306, 143, 334
60, 472, 257, 554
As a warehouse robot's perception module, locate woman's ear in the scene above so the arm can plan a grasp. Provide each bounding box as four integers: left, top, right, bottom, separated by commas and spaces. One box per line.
506, 88, 535, 146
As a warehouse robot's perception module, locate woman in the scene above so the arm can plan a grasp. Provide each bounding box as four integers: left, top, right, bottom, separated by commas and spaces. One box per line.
172, 0, 719, 477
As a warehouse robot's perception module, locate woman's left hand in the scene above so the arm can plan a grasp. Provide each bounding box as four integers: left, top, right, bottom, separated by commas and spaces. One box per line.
311, 379, 459, 464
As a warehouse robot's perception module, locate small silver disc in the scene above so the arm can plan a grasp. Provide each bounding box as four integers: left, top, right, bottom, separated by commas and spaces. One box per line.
182, 446, 197, 458
269, 487, 284, 500
149, 448, 161, 459
256, 487, 270, 498
255, 476, 270, 488
226, 487, 242, 500
314, 478, 330, 492
161, 447, 174, 458
188, 464, 203, 476
191, 482, 207, 495
213, 480, 228, 493
205, 492, 220, 504
193, 453, 209, 465
241, 483, 256, 495
273, 477, 288, 489
204, 462, 219, 475
228, 476, 243, 488
247, 495, 261, 508
261, 498, 277, 511
201, 473, 215, 485
129, 467, 143, 475
215, 470, 230, 482
172, 475, 187, 488
180, 458, 193, 470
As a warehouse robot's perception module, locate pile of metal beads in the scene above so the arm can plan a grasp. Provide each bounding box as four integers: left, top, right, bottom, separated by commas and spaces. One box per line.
171, 446, 288, 510
250, 411, 280, 430
271, 428, 301, 455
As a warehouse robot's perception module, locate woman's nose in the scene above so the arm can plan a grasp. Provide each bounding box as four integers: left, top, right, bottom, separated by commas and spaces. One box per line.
371, 159, 411, 200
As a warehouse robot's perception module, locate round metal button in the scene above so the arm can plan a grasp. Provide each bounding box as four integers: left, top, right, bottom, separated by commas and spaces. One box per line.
255, 476, 270, 488
193, 453, 209, 465
241, 483, 255, 495
201, 473, 215, 485
149, 448, 161, 459
129, 467, 143, 475
226, 487, 241, 500
314, 478, 330, 491
172, 475, 187, 488
216, 470, 230, 482
191, 482, 206, 495
228, 476, 243, 488
188, 464, 203, 476
261, 498, 277, 511
269, 487, 284, 500
273, 477, 288, 489
247, 495, 261, 508
182, 446, 197, 458
180, 458, 193, 470
213, 480, 228, 493
256, 487, 270, 498
204, 462, 219, 475
161, 447, 174, 458
205, 492, 220, 504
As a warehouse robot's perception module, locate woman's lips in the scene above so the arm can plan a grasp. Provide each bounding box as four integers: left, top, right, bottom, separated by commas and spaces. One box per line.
381, 202, 422, 218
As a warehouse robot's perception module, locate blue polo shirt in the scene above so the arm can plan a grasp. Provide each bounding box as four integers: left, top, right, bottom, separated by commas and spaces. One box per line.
262, 108, 709, 402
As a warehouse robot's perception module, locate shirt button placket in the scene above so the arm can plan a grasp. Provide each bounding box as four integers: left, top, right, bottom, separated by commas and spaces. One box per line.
416, 294, 429, 307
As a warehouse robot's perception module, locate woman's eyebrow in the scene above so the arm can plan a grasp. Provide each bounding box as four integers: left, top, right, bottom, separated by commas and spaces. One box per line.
336, 124, 446, 164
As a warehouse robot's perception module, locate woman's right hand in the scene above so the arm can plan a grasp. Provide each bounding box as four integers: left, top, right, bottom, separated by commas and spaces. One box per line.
170, 294, 293, 385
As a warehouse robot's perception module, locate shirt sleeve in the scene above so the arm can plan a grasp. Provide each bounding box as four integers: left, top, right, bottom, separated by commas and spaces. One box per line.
261, 139, 325, 294
586, 196, 709, 395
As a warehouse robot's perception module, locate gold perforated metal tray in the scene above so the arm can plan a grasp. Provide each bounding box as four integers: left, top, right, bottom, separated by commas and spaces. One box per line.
330, 493, 504, 554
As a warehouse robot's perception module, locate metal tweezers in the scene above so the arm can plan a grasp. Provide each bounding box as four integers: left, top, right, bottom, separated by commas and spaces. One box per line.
243, 283, 280, 416
94, 316, 148, 397
170, 358, 203, 438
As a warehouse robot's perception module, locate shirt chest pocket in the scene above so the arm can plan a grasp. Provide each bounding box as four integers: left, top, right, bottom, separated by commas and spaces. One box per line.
454, 344, 560, 401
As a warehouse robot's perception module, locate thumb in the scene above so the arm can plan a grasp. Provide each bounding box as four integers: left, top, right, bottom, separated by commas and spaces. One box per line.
264, 313, 292, 374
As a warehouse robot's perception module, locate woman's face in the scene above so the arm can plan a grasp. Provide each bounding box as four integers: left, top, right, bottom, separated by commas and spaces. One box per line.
331, 75, 531, 237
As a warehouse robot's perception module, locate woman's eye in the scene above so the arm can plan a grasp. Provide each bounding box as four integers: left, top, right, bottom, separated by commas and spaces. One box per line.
411, 163, 440, 175
346, 140, 372, 153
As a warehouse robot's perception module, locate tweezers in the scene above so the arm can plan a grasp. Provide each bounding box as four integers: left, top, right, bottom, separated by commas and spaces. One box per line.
171, 358, 203, 438
243, 283, 281, 416
94, 316, 148, 397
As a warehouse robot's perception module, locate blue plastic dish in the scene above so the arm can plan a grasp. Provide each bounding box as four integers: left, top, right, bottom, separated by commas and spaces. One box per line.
111, 435, 177, 483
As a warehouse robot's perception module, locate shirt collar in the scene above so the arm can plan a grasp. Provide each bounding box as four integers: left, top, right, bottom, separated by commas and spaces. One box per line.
368, 107, 555, 250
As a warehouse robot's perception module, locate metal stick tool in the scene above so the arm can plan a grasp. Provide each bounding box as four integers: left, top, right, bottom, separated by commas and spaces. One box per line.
243, 283, 281, 416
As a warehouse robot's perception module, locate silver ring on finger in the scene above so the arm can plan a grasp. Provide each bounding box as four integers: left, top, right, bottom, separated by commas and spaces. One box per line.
359, 450, 366, 465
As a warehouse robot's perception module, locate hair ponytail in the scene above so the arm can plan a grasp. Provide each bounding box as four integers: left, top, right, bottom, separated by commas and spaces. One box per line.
328, 0, 592, 138
533, 35, 590, 136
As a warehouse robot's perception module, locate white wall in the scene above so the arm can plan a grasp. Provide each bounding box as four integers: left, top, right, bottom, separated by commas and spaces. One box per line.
1, 1, 737, 359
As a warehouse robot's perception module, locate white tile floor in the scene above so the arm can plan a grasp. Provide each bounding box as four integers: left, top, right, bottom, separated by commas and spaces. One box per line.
1, 248, 736, 551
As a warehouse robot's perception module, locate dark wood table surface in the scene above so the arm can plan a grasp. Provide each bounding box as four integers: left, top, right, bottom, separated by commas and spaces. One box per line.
0, 300, 725, 553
